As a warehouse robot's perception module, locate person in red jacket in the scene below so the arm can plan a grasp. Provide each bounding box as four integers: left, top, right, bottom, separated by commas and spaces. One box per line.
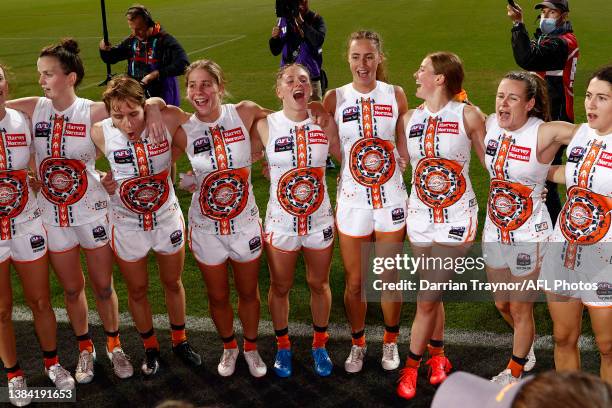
507, 0, 579, 226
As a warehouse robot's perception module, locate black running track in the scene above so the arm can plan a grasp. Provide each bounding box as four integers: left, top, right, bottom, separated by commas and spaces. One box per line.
5, 321, 600, 407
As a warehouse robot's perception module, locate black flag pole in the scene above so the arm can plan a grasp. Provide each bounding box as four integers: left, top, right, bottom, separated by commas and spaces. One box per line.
99, 0, 114, 86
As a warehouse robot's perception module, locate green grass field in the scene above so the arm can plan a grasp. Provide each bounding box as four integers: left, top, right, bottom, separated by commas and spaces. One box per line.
2, 0, 611, 335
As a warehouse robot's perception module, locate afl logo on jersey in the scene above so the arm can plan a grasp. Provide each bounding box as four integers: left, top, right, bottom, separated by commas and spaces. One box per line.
249, 236, 262, 251
342, 106, 359, 123
35, 122, 51, 138
275, 136, 294, 152
409, 124, 425, 138
92, 225, 107, 240
193, 137, 211, 154
391, 208, 405, 222
596, 282, 612, 298
516, 253, 531, 267
114, 149, 133, 164
486, 140, 499, 156
30, 235, 45, 250
567, 146, 585, 163
170, 229, 183, 245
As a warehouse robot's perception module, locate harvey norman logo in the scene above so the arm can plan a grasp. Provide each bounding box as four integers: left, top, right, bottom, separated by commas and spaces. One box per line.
508, 145, 531, 162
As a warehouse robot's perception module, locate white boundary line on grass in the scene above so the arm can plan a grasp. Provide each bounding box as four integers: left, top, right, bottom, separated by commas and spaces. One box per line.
78, 34, 246, 91
12, 306, 597, 352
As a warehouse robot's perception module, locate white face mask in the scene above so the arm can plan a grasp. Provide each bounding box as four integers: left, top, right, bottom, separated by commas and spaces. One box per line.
539, 17, 558, 34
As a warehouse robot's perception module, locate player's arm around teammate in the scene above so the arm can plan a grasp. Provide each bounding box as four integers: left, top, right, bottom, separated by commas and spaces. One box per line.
91, 76, 202, 378
169, 59, 273, 378
482, 71, 578, 386
4, 39, 145, 385
0, 63, 69, 404
251, 63, 339, 378
322, 30, 409, 376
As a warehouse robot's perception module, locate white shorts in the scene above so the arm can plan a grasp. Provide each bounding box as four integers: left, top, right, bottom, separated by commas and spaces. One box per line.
111, 214, 185, 262
189, 222, 263, 266
336, 203, 406, 237
264, 225, 334, 252
483, 240, 548, 277
406, 213, 477, 247
0, 217, 48, 263
541, 241, 612, 307
45, 216, 110, 253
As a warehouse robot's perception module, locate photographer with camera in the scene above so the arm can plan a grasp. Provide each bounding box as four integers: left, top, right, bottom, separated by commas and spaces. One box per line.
269, 0, 326, 101
99, 4, 189, 106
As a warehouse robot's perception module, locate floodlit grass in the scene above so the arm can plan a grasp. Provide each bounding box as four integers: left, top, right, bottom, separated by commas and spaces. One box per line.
2, 0, 608, 334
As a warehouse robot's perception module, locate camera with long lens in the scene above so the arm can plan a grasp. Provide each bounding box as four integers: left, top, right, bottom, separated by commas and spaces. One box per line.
275, 0, 300, 19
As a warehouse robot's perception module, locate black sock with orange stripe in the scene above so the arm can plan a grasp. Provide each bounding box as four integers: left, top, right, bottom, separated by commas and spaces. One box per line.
43, 349, 59, 369
507, 355, 527, 378
312, 325, 329, 348
383, 325, 400, 344
222, 334, 238, 349
275, 327, 291, 350
428, 339, 445, 357
6, 363, 24, 380
76, 332, 94, 353
406, 351, 422, 368
140, 328, 160, 351
351, 329, 366, 347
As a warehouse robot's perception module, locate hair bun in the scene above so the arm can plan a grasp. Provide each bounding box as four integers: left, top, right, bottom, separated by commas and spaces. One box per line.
60, 38, 80, 54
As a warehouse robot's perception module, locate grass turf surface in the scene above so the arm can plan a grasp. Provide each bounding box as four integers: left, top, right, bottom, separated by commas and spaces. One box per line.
1, 0, 611, 337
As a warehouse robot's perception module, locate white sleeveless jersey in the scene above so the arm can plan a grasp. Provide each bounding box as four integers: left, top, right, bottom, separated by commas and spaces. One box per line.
545, 124, 612, 272
406, 101, 476, 223
553, 124, 612, 243
0, 108, 40, 239
334, 81, 407, 209
181, 104, 259, 235
102, 119, 179, 231
265, 110, 333, 236
31, 97, 108, 227
483, 116, 552, 243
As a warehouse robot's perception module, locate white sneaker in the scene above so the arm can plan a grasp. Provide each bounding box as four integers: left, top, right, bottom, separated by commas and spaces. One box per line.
107, 347, 134, 379
8, 376, 32, 407
45, 363, 75, 390
75, 348, 96, 384
217, 348, 239, 377
344, 345, 367, 373
524, 344, 536, 372
244, 350, 267, 378
491, 368, 521, 385
381, 342, 400, 370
